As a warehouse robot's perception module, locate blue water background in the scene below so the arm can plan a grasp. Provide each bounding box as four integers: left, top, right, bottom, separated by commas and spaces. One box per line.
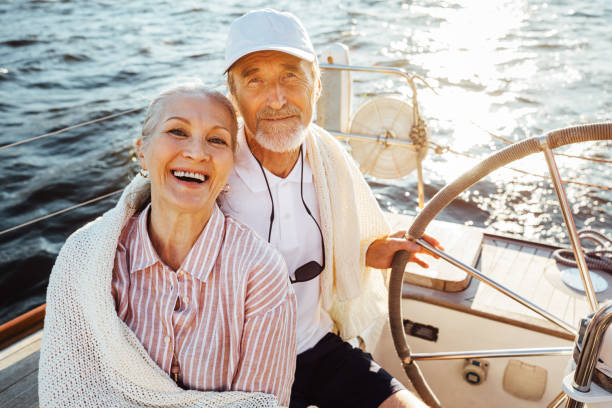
0, 0, 610, 324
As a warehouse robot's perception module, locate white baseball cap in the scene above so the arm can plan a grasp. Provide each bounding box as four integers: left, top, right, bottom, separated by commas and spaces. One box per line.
223, 9, 316, 73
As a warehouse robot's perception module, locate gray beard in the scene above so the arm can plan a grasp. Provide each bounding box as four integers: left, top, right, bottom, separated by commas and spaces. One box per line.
253, 123, 306, 153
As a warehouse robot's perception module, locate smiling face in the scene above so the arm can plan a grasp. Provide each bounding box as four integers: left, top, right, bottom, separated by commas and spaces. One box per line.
137, 93, 235, 217
229, 50, 320, 152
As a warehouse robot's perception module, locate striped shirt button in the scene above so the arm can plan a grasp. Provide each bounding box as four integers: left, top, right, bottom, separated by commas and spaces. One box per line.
164, 335, 170, 345
183, 296, 189, 305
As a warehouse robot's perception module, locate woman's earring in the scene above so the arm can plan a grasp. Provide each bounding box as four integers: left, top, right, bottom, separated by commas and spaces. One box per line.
222, 184, 230, 193
139, 169, 149, 178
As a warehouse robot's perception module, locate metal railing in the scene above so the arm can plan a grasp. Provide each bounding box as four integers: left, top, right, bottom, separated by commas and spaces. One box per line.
0, 63, 609, 237
0, 61, 610, 408
565, 303, 612, 407
411, 347, 572, 361
540, 136, 598, 313
319, 62, 430, 208
416, 238, 578, 336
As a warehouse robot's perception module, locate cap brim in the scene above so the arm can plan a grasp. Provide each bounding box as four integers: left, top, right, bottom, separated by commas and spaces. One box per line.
224, 45, 315, 73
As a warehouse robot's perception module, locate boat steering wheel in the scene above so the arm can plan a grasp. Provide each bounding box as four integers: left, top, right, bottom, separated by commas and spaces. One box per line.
388, 123, 612, 407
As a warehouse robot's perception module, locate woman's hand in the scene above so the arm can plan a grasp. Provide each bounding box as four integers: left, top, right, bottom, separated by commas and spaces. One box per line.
365, 230, 443, 269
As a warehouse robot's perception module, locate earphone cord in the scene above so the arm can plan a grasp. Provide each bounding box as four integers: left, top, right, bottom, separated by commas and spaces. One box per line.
253, 155, 275, 242
254, 145, 323, 253
299, 147, 326, 269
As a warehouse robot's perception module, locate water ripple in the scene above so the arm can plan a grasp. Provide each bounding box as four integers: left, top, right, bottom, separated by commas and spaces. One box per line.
2, 38, 39, 47
0, 0, 610, 324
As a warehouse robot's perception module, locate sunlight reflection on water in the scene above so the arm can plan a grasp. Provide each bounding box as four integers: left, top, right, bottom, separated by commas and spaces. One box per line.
0, 0, 610, 322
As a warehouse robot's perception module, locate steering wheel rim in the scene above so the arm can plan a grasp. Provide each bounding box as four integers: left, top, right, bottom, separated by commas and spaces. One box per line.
388, 123, 612, 407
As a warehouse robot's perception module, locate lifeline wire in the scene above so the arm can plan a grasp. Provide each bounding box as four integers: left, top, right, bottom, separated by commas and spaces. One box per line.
0, 80, 227, 151
0, 107, 144, 151
469, 121, 612, 165
414, 80, 611, 166
0, 189, 123, 237
429, 140, 612, 192
0, 72, 609, 238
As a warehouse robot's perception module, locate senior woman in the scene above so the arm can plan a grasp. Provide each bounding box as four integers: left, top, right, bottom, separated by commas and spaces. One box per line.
38, 83, 297, 408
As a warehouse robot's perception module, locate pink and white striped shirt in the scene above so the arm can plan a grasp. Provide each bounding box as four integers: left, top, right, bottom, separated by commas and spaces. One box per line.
111, 203, 297, 406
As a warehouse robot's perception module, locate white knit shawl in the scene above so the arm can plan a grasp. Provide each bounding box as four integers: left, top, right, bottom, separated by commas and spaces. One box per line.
305, 124, 391, 343
38, 175, 282, 408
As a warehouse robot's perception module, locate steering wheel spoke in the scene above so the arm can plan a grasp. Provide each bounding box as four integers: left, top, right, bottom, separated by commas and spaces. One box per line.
540, 138, 599, 312
390, 123, 612, 406
416, 238, 578, 335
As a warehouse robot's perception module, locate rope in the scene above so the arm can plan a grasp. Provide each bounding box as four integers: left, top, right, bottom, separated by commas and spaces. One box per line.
0, 107, 144, 150
553, 229, 612, 272
407, 76, 429, 209
0, 189, 123, 236
406, 76, 429, 150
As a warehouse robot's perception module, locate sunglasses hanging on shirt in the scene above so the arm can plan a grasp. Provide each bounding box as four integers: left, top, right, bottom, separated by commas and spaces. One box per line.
253, 146, 326, 284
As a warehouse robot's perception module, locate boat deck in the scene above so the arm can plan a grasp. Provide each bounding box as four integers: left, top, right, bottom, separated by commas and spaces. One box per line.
387, 213, 612, 340
0, 331, 40, 408
1, 215, 610, 407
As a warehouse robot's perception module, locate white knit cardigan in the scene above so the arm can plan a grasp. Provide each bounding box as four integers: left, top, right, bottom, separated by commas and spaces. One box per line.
38, 176, 281, 408
305, 124, 391, 344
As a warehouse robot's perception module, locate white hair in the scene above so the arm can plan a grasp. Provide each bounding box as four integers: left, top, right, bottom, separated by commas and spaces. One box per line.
141, 81, 238, 152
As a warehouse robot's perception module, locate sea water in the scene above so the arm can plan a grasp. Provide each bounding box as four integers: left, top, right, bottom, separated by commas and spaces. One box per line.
0, 0, 610, 323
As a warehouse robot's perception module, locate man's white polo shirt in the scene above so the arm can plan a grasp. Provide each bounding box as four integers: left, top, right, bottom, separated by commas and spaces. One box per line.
218, 127, 333, 354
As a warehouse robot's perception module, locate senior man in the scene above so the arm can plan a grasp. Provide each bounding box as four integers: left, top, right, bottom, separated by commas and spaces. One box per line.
219, 9, 438, 408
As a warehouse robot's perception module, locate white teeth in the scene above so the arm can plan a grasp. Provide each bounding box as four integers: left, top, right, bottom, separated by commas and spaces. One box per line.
189, 172, 205, 181
172, 170, 206, 181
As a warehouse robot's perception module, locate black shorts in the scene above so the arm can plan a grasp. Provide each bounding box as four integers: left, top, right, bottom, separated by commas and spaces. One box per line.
290, 332, 406, 408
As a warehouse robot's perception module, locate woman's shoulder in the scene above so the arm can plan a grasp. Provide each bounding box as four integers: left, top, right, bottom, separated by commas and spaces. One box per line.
223, 216, 293, 317
47, 215, 108, 290
222, 214, 287, 278
60, 216, 105, 255
223, 214, 270, 249
52, 203, 137, 276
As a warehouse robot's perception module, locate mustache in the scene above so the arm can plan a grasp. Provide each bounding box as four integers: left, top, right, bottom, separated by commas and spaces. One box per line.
256, 104, 302, 120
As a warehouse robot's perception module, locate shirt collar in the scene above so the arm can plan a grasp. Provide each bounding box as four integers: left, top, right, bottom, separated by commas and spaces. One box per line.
180, 204, 225, 283
129, 203, 162, 273
129, 203, 226, 284
233, 124, 313, 193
